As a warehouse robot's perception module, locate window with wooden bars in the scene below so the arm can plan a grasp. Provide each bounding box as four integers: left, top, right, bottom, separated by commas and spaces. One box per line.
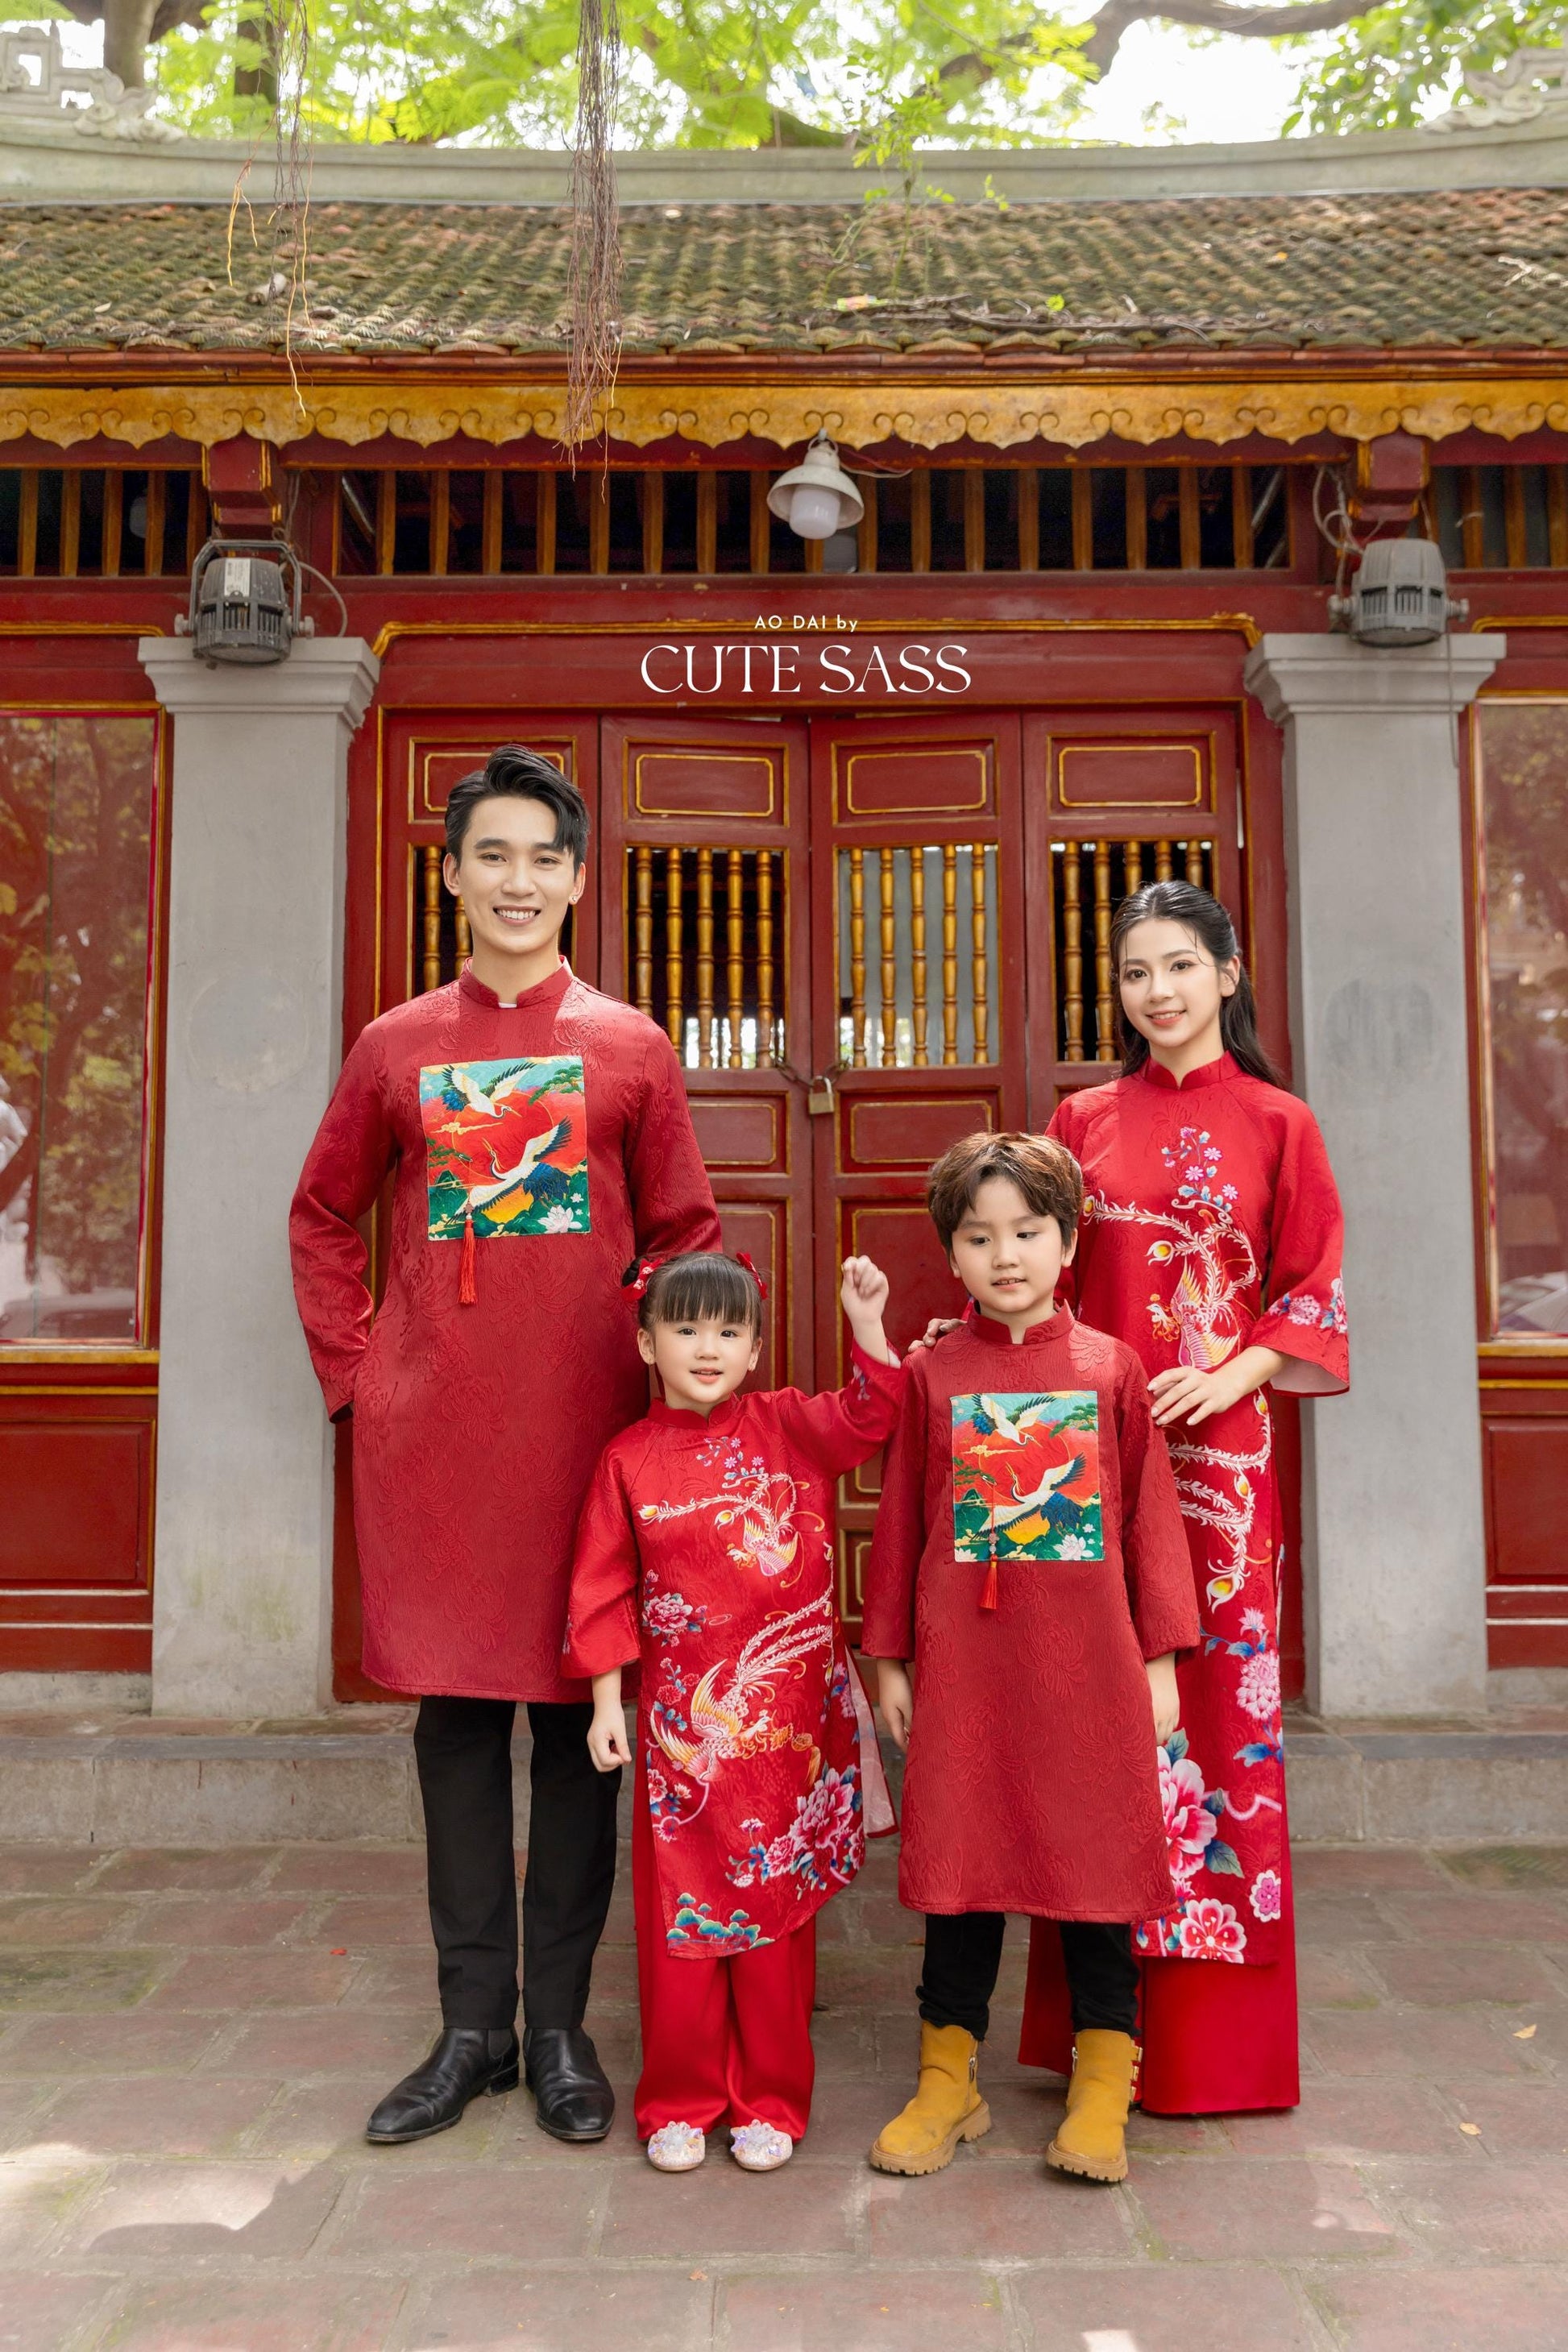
332, 463, 1293, 579
624, 844, 784, 1069
1430, 466, 1568, 570
0, 471, 206, 579
837, 844, 998, 1068
1051, 836, 1217, 1064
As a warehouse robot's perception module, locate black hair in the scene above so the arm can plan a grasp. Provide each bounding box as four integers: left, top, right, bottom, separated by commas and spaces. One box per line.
1111, 880, 1284, 1087
444, 746, 591, 867
634, 1251, 763, 1337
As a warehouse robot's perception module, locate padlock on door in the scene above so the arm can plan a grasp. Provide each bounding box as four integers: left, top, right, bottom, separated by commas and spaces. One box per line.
807, 1072, 836, 1117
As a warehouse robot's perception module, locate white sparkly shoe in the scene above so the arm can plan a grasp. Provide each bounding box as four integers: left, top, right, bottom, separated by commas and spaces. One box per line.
730, 2119, 794, 2172
646, 2121, 706, 2172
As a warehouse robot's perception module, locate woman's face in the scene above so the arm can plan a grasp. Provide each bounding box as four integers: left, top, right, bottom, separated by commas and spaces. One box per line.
1118, 917, 1238, 1063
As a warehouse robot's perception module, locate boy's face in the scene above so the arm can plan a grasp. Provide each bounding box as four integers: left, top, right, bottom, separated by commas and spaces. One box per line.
638, 1312, 761, 1419
948, 1174, 1075, 1334
443, 794, 586, 973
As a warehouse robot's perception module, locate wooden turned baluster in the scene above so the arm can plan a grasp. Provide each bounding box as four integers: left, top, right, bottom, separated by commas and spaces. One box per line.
1061, 842, 1085, 1062
1154, 837, 1174, 882
454, 898, 471, 968
1185, 838, 1205, 889
756, 851, 776, 1067
941, 845, 959, 1066
911, 847, 929, 1067
970, 846, 989, 1064
848, 848, 867, 1068
727, 849, 745, 1067
1123, 839, 1143, 896
666, 847, 685, 1055
695, 846, 716, 1068
1093, 840, 1116, 1061
879, 848, 897, 1068
633, 845, 655, 1020
421, 846, 443, 993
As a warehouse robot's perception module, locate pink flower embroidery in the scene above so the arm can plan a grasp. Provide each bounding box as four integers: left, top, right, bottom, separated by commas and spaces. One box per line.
1236, 1648, 1280, 1724
1177, 1897, 1247, 1961
1249, 1869, 1283, 1923
1159, 1751, 1217, 1882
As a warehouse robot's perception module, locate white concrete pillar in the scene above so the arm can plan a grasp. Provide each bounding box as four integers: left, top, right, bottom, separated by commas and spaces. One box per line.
1244, 633, 1504, 1719
139, 639, 380, 1718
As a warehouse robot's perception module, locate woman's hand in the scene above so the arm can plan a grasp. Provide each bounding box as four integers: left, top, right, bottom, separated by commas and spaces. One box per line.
877, 1659, 915, 1752
1149, 1344, 1286, 1429
1145, 1653, 1180, 1746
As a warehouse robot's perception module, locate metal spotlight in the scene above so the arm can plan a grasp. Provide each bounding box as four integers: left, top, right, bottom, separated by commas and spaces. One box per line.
767, 433, 865, 543
1329, 539, 1467, 647
177, 538, 309, 666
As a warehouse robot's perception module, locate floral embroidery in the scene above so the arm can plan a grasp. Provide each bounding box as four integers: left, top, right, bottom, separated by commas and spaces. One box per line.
1259, 1271, 1348, 1341
727, 1765, 865, 1895
1176, 1896, 1247, 1961
418, 1056, 589, 1239
950, 1392, 1103, 1563
1249, 1869, 1284, 1922
637, 1448, 819, 1584
641, 1590, 707, 1641
1236, 1646, 1281, 1724
1093, 1128, 1259, 1374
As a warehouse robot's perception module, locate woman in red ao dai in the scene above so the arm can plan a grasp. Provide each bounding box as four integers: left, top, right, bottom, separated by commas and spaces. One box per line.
1020, 881, 1348, 2114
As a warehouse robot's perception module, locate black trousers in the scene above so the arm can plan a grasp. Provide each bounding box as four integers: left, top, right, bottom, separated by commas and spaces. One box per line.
413, 1695, 621, 2032
919, 1913, 1138, 2044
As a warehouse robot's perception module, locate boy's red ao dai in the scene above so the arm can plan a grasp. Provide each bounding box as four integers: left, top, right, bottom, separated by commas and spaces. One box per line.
861, 1305, 1200, 1923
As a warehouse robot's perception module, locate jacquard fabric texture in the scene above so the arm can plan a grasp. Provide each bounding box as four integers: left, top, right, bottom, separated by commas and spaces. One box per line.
289, 958, 721, 1701
861, 1305, 1197, 1923
566, 1346, 903, 1956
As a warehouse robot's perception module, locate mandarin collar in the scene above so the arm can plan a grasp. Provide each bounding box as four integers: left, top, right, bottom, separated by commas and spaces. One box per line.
458, 956, 573, 1014
1139, 1049, 1236, 1094
969, 1304, 1075, 1348
647, 1392, 745, 1434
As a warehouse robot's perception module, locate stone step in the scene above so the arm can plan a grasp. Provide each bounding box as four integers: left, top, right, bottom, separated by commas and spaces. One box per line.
0, 1704, 1564, 1845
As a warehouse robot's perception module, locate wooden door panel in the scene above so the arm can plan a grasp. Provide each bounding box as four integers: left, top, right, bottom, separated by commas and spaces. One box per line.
599, 713, 813, 1403
0, 1392, 154, 1672
811, 714, 1029, 1630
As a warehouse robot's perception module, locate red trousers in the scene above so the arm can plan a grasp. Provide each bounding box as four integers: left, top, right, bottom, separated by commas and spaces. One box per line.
633, 1773, 817, 2140
1019, 1834, 1300, 2114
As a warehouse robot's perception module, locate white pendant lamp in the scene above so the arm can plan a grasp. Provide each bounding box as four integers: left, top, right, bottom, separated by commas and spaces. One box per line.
766, 433, 865, 542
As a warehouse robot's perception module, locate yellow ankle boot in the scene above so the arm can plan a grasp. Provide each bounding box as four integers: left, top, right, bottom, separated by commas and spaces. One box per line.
1045, 2030, 1138, 2184
869, 2022, 990, 2176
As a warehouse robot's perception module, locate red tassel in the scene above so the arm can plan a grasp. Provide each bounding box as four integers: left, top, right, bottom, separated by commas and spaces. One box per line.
458, 1209, 477, 1305
980, 1558, 998, 1611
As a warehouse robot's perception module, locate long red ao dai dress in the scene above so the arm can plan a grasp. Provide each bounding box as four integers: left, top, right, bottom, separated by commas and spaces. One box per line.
1018, 1051, 1348, 2113
565, 1346, 903, 2140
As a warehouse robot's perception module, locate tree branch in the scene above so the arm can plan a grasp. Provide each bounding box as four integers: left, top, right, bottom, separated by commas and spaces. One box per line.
1082, 0, 1375, 77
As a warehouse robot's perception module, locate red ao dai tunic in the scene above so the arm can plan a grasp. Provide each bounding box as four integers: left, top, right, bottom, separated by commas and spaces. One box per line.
290, 960, 720, 1702
1021, 1052, 1348, 2112
565, 1348, 904, 1957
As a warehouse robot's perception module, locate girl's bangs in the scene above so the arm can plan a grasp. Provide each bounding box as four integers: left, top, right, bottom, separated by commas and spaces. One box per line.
645, 1255, 761, 1329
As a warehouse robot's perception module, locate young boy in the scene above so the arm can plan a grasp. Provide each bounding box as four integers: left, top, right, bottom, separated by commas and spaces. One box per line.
861, 1131, 1198, 2185
291, 746, 720, 2150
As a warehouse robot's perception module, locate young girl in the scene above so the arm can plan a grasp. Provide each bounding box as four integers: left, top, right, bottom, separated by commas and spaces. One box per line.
1019, 879, 1348, 2114
565, 1250, 902, 2173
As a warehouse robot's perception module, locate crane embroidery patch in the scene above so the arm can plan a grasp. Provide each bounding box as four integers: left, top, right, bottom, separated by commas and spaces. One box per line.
418, 1056, 590, 1238
950, 1392, 1103, 1562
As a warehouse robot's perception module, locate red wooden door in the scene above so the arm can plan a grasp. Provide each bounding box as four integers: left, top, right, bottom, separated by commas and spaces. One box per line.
807, 712, 1032, 1627
595, 713, 813, 1397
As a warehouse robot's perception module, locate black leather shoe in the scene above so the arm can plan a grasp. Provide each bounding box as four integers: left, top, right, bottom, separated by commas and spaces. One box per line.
364, 2026, 520, 2145
523, 2023, 615, 2143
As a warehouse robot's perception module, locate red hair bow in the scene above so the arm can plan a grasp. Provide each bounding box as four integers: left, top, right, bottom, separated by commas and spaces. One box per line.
735, 1250, 769, 1301
624, 1255, 664, 1300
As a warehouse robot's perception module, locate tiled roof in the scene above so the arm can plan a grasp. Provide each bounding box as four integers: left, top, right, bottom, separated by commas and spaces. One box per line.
0, 187, 1564, 359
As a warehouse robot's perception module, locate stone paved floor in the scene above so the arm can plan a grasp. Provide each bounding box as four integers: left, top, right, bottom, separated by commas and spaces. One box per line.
1, 1840, 1566, 2351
